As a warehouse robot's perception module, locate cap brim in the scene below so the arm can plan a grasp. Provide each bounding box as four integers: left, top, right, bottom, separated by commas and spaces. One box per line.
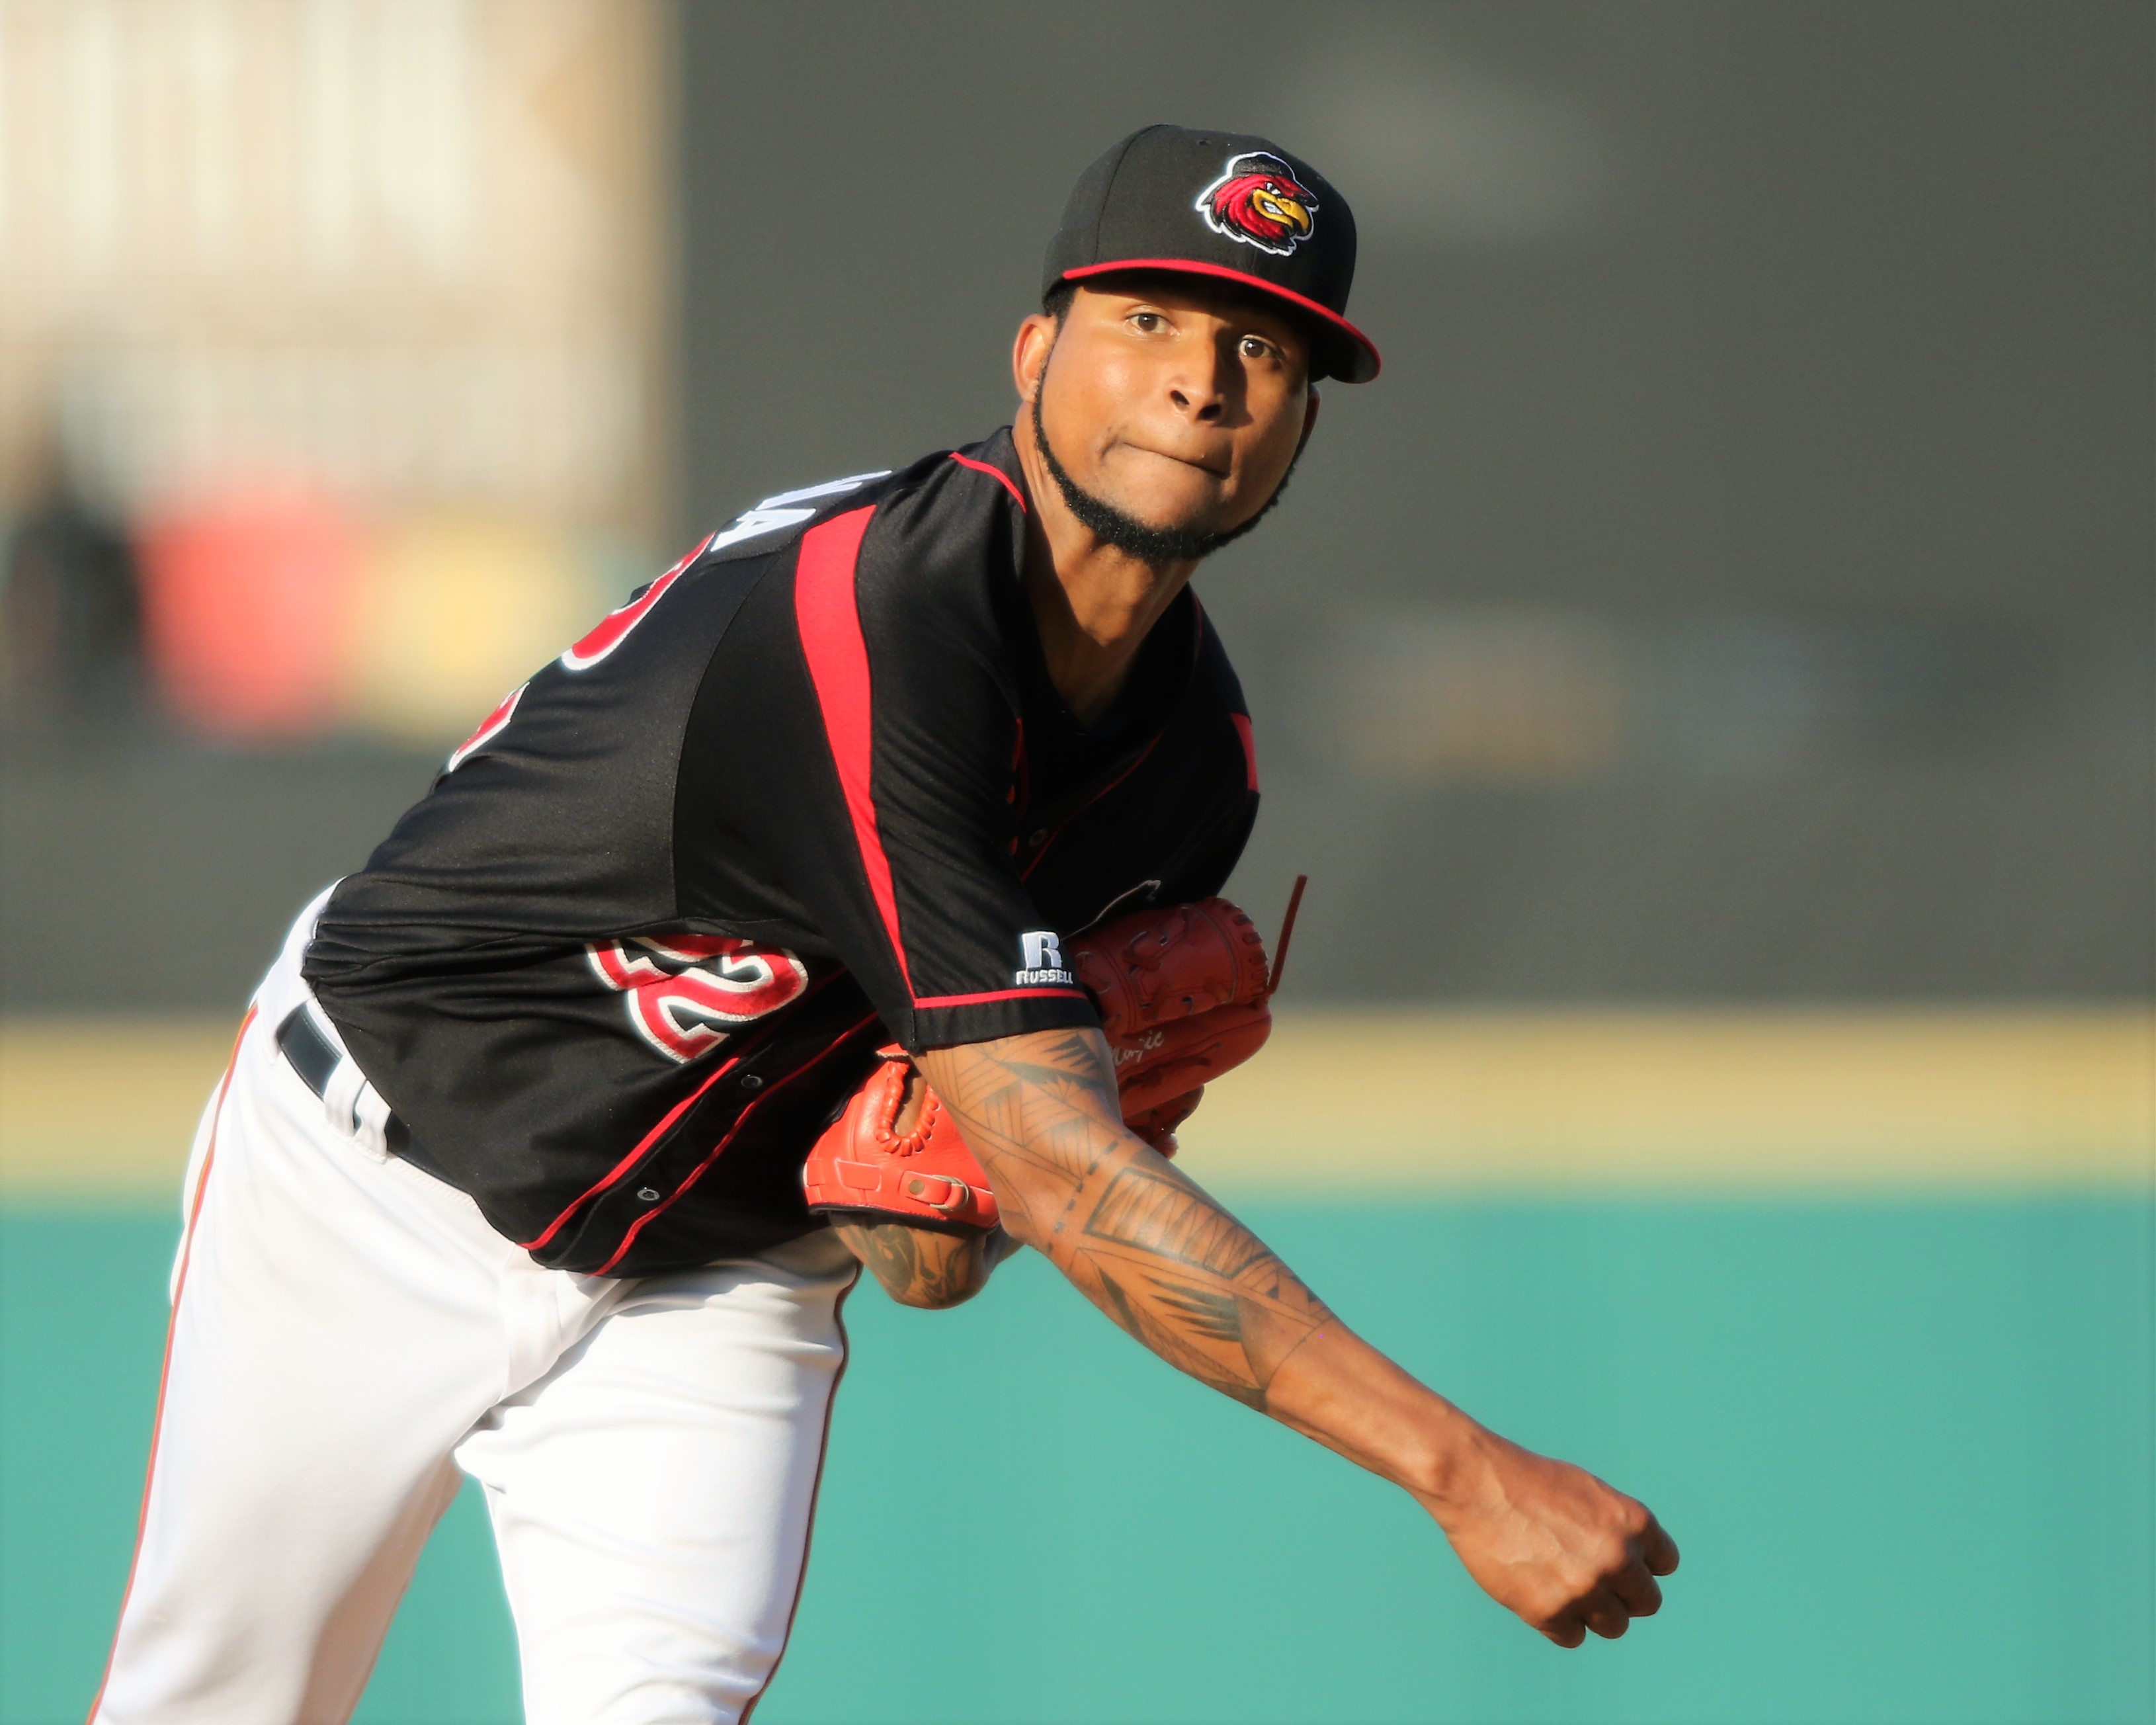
1058, 259, 1380, 384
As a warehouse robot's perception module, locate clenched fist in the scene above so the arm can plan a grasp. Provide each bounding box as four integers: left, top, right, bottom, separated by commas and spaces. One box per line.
1426, 1427, 1679, 1646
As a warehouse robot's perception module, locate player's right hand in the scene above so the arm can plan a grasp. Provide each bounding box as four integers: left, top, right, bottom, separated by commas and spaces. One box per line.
1425, 1427, 1679, 1647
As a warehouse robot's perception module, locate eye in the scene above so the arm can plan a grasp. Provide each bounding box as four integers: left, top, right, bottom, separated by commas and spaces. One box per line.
1128, 311, 1165, 333
1239, 335, 1277, 362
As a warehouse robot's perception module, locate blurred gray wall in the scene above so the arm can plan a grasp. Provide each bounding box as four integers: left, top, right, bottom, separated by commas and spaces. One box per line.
677, 0, 2152, 1003
3, 1, 2147, 1011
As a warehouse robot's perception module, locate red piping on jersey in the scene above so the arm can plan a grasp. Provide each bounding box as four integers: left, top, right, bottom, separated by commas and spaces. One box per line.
1057, 259, 1382, 378
589, 1013, 882, 1276
794, 507, 915, 995
517, 1048, 749, 1252
948, 450, 1027, 512
1007, 718, 1029, 826
1016, 593, 1214, 876
518, 975, 842, 1255
86, 1005, 257, 1725
739, 1267, 857, 1722
1230, 712, 1259, 791
1018, 734, 1162, 883
914, 985, 1089, 1011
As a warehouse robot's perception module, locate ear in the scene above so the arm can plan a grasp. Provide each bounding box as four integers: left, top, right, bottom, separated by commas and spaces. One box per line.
1012, 312, 1059, 404
1294, 388, 1321, 458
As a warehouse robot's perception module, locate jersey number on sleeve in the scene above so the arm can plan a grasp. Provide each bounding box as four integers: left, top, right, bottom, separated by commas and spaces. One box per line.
586, 935, 809, 1063
559, 534, 713, 673
442, 536, 714, 775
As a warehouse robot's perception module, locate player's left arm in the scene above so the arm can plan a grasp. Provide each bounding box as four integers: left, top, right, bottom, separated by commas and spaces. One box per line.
918, 1025, 1680, 1648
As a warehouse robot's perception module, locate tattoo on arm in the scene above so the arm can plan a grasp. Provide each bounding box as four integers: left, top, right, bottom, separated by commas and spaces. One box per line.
921, 1029, 1335, 1411
829, 1215, 990, 1310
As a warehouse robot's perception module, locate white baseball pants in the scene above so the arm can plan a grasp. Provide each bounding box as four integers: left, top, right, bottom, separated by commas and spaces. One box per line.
89, 893, 859, 1725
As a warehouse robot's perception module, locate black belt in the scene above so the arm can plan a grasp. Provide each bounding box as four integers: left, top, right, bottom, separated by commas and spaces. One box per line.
274, 1005, 448, 1183
274, 1005, 345, 1101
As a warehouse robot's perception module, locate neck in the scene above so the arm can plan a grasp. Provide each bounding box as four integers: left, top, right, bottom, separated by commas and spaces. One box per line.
1012, 405, 1198, 727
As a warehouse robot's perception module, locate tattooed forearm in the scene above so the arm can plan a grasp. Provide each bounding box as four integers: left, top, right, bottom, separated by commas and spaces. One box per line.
912, 1033, 1659, 1650
919, 1029, 1335, 1411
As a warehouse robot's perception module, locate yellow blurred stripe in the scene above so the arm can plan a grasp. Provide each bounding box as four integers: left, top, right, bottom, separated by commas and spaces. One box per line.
1, 1019, 237, 1199
3, 1011, 2149, 1199
1181, 1010, 2154, 1192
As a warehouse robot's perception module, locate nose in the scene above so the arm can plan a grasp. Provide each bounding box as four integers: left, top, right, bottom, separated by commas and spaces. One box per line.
1165, 339, 1236, 424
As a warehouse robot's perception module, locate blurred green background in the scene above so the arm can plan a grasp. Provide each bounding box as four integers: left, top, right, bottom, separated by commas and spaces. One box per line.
2, 3, 2150, 1722
4, 1199, 2151, 1724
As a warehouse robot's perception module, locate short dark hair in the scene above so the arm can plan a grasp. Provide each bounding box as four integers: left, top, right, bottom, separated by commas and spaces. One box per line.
1042, 278, 1079, 324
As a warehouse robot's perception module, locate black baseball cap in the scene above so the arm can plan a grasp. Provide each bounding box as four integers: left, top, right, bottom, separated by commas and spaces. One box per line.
1042, 124, 1380, 384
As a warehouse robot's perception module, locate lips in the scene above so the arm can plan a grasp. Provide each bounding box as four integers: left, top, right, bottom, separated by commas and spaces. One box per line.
1118, 441, 1231, 479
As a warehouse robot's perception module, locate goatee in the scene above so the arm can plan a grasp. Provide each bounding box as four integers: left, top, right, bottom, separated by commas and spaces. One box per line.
1030, 386, 1292, 566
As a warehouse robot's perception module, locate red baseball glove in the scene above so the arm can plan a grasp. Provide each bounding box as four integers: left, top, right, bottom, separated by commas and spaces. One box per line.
1075, 895, 1274, 1142
798, 1044, 999, 1228
802, 882, 1304, 1230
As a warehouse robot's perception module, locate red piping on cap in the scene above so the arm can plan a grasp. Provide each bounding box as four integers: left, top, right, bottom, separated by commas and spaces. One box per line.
1058, 258, 1380, 380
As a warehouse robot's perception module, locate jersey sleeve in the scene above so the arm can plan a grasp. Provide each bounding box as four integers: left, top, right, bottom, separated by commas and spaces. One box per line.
700, 484, 1100, 1054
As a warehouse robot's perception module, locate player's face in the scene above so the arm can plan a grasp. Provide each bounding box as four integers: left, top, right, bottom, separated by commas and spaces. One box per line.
1016, 278, 1318, 542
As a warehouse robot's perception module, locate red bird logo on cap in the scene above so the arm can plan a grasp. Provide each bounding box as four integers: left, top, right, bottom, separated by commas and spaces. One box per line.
1196, 151, 1319, 257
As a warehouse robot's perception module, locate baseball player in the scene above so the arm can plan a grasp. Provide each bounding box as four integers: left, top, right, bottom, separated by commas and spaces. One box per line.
91, 126, 1677, 1725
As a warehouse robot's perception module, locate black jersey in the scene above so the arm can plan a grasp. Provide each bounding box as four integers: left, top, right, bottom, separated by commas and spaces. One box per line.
303, 429, 1259, 1277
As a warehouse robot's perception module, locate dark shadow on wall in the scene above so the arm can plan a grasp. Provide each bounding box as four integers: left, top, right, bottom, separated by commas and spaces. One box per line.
668, 0, 2153, 1004
2, 1, 2147, 1011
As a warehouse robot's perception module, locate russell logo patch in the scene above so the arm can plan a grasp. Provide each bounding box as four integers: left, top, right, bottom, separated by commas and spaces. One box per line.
1015, 930, 1075, 988
1195, 151, 1319, 257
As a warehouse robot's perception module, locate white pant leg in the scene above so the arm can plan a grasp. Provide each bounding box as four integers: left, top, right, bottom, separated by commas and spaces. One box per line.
93, 902, 626, 1725
456, 1232, 859, 1725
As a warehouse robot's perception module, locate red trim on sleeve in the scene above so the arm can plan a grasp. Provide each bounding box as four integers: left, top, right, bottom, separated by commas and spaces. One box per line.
913, 985, 1090, 1011
792, 507, 915, 995
1231, 712, 1259, 791
948, 451, 1027, 513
